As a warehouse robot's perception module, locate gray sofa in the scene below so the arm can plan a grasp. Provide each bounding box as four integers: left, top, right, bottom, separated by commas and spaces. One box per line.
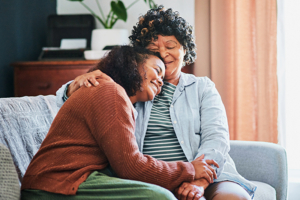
0, 95, 287, 200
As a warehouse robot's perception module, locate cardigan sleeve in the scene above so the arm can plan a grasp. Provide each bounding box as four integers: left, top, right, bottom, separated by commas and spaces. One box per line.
83, 82, 195, 191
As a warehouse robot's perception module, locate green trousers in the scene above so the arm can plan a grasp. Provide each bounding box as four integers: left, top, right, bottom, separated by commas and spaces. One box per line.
21, 168, 176, 200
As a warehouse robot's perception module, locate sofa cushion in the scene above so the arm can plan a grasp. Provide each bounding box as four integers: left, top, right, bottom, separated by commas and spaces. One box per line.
252, 181, 276, 200
0, 95, 58, 182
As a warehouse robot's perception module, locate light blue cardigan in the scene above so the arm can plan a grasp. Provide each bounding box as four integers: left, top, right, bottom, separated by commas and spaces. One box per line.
56, 73, 257, 197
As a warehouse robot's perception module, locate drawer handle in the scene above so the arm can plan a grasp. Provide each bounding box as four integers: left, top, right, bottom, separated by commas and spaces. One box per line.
37, 83, 51, 90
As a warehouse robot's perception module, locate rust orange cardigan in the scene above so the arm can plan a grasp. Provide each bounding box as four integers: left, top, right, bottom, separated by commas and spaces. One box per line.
21, 80, 195, 195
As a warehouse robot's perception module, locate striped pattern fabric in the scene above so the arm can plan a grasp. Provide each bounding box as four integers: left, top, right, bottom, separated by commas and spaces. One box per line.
143, 82, 187, 162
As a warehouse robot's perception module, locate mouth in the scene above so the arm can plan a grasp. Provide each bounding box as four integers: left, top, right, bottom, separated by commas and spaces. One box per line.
151, 82, 161, 94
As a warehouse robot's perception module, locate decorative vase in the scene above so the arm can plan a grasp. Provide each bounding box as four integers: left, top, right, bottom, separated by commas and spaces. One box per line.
91, 29, 129, 51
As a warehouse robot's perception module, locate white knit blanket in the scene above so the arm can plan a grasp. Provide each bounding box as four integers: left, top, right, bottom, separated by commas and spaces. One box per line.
0, 95, 58, 182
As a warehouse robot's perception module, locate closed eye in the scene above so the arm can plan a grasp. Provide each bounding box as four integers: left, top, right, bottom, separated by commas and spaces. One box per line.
155, 68, 160, 74
155, 66, 164, 79
149, 48, 159, 52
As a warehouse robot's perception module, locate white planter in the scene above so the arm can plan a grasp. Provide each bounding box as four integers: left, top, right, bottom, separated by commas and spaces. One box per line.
91, 29, 129, 51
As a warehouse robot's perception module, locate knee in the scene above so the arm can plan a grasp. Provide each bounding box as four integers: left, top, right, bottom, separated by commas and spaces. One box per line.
206, 181, 251, 200
213, 193, 251, 200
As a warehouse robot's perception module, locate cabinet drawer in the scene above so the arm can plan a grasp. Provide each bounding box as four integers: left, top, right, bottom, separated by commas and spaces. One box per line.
14, 67, 91, 97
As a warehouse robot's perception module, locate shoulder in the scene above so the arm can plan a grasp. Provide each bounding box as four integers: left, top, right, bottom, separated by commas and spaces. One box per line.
92, 80, 133, 114
180, 73, 215, 90
66, 80, 131, 114
77, 80, 127, 101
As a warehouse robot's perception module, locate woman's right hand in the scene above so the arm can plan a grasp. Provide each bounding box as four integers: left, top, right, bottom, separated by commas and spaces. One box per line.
191, 154, 219, 184
174, 182, 204, 200
66, 70, 113, 97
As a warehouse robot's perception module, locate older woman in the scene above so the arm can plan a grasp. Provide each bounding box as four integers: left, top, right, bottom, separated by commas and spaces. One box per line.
57, 6, 257, 200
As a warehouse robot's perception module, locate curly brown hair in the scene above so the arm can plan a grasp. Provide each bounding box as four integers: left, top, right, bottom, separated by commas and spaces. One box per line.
89, 46, 162, 97
129, 5, 196, 65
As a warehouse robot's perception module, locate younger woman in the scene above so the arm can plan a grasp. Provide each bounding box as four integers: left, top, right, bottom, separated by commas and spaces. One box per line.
21, 46, 218, 200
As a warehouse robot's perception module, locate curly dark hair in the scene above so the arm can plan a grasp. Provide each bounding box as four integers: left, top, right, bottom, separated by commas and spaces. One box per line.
129, 5, 196, 65
89, 45, 162, 97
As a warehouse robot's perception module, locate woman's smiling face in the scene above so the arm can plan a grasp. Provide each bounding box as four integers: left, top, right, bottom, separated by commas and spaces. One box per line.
135, 55, 165, 102
146, 35, 186, 85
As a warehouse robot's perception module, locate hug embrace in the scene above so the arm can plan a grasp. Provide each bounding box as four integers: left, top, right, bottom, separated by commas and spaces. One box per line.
21, 5, 257, 200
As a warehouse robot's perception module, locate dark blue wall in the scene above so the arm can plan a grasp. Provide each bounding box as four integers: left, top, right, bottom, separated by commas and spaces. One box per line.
0, 0, 56, 97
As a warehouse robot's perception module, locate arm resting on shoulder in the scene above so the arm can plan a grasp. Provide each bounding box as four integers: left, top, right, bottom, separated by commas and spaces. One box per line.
56, 81, 72, 108
55, 70, 112, 108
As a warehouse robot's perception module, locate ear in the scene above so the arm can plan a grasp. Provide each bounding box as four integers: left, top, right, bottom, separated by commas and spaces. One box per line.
182, 47, 187, 55
183, 48, 187, 61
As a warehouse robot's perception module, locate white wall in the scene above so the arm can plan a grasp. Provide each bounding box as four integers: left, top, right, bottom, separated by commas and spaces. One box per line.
57, 0, 195, 37
277, 0, 300, 199
281, 0, 300, 171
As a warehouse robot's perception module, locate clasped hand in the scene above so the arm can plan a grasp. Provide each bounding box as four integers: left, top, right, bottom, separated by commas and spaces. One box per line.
175, 154, 219, 200
191, 154, 219, 183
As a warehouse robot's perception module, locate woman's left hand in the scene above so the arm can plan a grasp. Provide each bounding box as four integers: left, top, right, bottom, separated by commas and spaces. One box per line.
174, 182, 204, 200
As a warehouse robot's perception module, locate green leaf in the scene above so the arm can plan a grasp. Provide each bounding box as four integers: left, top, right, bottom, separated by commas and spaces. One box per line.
144, 0, 157, 9
111, 1, 127, 22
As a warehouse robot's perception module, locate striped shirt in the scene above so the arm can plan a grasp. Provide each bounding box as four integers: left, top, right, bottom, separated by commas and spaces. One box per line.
143, 82, 188, 162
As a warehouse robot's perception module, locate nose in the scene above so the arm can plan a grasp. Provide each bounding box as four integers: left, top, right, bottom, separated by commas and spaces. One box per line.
157, 76, 163, 87
159, 48, 169, 59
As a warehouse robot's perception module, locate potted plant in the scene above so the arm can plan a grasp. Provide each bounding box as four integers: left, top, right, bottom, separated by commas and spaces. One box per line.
69, 0, 157, 52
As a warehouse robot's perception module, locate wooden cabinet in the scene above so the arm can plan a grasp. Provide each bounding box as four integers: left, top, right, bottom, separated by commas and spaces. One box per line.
12, 60, 98, 97
12, 60, 194, 97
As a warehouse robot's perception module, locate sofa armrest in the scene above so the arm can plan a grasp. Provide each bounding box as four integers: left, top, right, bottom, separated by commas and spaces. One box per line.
0, 143, 20, 200
229, 140, 288, 200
